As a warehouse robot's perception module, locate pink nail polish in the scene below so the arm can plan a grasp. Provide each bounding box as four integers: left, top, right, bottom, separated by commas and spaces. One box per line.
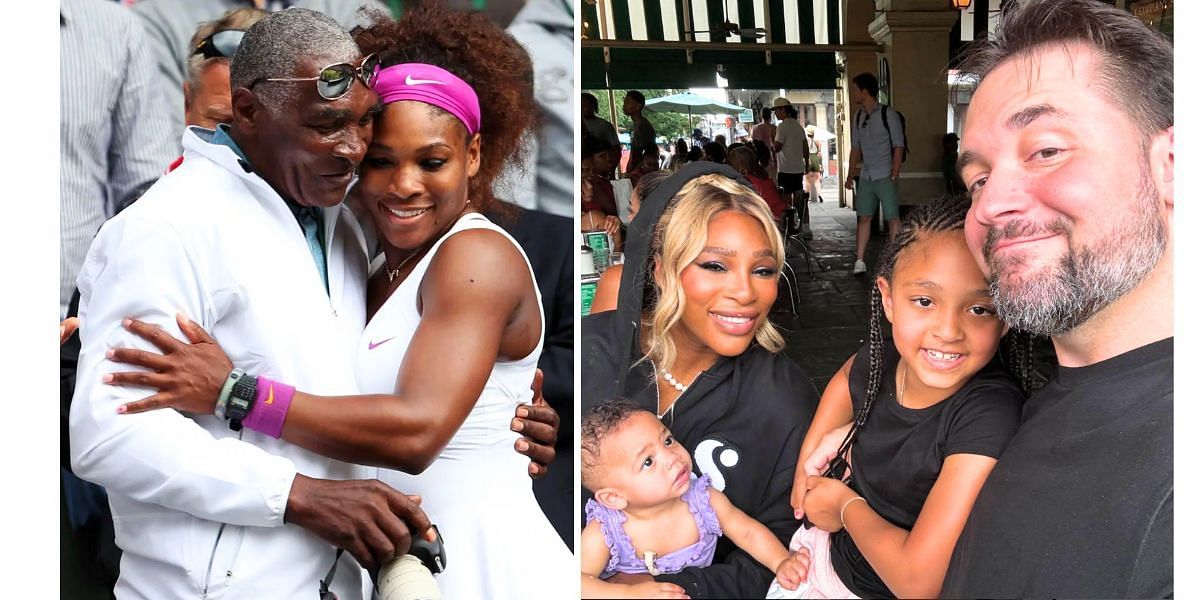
116, 405, 127, 414
102, 373, 113, 383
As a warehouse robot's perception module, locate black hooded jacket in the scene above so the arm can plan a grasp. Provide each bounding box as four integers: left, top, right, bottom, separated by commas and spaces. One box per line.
582, 163, 819, 597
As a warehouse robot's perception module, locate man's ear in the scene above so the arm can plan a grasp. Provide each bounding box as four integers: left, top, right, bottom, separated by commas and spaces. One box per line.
876, 276, 895, 324
183, 81, 193, 113
594, 488, 628, 511
230, 87, 261, 135
1150, 126, 1173, 210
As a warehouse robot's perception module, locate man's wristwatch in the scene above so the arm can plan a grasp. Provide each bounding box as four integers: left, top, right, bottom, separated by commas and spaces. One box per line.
227, 371, 258, 431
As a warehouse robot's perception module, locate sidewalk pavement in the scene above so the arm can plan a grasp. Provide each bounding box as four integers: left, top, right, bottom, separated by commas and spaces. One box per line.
770, 178, 889, 392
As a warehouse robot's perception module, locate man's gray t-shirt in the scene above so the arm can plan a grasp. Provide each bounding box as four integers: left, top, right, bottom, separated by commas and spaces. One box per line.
850, 104, 905, 181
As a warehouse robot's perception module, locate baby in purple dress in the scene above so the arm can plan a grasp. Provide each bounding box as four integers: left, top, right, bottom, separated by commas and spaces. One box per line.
581, 401, 807, 598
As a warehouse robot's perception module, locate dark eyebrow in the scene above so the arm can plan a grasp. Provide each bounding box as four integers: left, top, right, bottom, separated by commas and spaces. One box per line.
312, 107, 351, 121
416, 142, 454, 152
1006, 104, 1063, 129
909, 280, 943, 290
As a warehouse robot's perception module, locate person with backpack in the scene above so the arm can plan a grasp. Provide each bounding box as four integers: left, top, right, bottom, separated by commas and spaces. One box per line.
845, 72, 906, 275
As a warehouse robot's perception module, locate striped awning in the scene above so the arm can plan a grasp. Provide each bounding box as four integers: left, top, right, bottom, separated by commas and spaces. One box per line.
582, 0, 869, 89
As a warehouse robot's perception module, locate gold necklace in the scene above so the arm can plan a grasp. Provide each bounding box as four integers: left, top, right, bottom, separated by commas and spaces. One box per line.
385, 251, 421, 283
898, 363, 907, 407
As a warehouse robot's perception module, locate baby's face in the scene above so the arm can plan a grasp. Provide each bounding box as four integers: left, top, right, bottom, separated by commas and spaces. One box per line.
601, 412, 694, 508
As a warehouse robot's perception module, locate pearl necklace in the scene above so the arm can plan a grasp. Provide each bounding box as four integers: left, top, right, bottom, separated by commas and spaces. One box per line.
662, 370, 690, 393
385, 251, 421, 283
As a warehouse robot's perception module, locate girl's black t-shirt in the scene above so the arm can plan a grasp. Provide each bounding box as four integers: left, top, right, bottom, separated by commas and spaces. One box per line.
828, 341, 1024, 598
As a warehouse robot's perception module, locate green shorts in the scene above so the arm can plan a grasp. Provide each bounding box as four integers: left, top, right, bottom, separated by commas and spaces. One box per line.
855, 177, 899, 220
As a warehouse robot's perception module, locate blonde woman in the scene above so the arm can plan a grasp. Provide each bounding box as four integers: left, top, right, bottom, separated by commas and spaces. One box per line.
581, 162, 820, 597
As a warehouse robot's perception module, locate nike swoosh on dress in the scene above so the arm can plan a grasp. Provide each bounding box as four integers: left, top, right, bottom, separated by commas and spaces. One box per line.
368, 337, 396, 350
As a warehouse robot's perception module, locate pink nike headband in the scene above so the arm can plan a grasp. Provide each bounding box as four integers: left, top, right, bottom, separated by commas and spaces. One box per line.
372, 63, 481, 135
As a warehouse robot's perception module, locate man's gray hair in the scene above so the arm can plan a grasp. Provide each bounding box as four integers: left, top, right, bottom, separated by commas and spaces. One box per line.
186, 7, 269, 90
229, 8, 360, 111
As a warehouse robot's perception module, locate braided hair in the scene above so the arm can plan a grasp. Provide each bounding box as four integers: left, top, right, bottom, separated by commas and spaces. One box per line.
825, 195, 1039, 480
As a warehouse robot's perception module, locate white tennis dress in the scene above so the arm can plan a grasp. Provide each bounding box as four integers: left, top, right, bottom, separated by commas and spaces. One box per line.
354, 212, 574, 599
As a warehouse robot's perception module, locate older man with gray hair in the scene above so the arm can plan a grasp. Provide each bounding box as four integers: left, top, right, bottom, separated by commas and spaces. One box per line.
70, 10, 428, 598
134, 0, 388, 154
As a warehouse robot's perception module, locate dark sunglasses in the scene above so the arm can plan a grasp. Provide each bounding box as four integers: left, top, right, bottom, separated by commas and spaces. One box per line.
258, 53, 381, 101
192, 29, 246, 60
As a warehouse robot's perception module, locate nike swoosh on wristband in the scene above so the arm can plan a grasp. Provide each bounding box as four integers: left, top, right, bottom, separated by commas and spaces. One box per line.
368, 337, 396, 350
265, 384, 275, 405
405, 75, 446, 86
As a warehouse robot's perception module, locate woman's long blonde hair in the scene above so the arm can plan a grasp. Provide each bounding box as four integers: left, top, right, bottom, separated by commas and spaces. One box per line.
641, 174, 786, 374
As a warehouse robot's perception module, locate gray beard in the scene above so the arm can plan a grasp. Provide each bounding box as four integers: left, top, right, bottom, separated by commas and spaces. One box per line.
985, 175, 1166, 336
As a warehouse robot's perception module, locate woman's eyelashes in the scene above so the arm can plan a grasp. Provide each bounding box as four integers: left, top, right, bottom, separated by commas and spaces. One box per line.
694, 260, 778, 277
360, 155, 448, 171
363, 155, 392, 169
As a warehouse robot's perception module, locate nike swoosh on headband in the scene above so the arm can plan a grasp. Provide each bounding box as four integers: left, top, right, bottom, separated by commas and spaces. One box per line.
368, 337, 396, 350
405, 75, 446, 86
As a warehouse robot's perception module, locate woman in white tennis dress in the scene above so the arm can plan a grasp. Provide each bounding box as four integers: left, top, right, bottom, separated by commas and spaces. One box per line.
346, 8, 574, 597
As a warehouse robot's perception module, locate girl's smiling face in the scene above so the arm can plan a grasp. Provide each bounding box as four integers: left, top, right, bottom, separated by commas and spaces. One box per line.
878, 230, 1008, 407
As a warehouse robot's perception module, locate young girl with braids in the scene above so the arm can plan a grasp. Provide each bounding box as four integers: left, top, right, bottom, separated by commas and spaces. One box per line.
769, 196, 1028, 599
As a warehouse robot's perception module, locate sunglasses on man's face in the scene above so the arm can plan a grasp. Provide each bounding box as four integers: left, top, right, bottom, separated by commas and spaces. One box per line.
256, 53, 381, 101
192, 29, 246, 60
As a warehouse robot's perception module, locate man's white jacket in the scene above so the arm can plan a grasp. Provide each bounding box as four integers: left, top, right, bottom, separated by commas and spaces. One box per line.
71, 128, 371, 599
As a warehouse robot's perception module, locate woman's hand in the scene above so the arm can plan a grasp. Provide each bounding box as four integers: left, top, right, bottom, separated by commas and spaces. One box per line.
602, 215, 622, 239
512, 369, 559, 478
802, 476, 859, 533
106, 314, 233, 416
790, 423, 853, 518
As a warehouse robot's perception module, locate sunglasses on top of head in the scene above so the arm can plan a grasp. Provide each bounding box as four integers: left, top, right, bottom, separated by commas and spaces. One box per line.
192, 29, 246, 60
253, 53, 381, 101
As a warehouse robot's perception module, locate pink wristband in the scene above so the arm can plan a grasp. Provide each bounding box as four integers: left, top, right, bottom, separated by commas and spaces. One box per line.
243, 376, 294, 439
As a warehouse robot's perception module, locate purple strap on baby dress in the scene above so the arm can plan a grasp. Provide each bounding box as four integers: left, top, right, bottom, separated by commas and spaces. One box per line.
585, 473, 723, 579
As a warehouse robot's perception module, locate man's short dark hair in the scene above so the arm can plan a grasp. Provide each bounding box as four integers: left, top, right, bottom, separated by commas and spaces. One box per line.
852, 72, 879, 98
956, 0, 1172, 140
760, 107, 772, 122
582, 92, 598, 111
626, 90, 646, 106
